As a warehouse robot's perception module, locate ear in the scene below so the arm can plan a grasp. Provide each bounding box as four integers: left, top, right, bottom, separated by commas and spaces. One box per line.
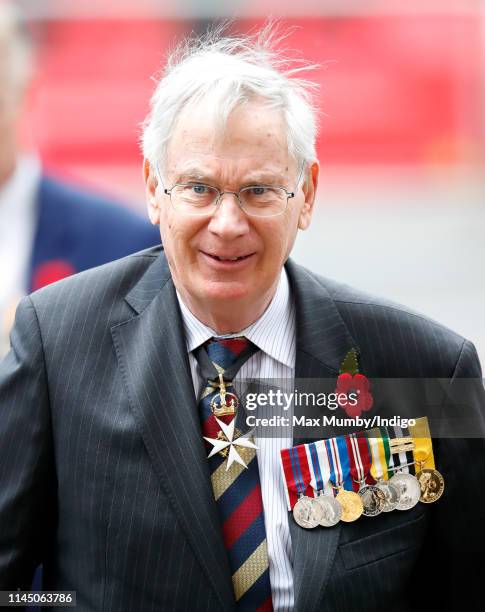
144, 159, 161, 225
298, 161, 319, 230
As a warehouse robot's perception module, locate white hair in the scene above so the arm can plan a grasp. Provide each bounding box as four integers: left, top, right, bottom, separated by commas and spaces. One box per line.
0, 3, 33, 91
141, 23, 320, 173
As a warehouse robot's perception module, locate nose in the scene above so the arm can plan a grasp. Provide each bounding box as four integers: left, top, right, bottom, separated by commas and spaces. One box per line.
207, 192, 250, 239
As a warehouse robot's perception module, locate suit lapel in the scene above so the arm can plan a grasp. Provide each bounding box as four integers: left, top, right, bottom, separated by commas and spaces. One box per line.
285, 259, 359, 612
111, 252, 235, 611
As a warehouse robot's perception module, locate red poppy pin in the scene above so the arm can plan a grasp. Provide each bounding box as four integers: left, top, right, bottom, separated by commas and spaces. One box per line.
335, 348, 373, 418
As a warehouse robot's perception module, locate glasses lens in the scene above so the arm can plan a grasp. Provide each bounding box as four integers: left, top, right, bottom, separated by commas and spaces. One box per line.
171, 184, 218, 213
239, 186, 287, 217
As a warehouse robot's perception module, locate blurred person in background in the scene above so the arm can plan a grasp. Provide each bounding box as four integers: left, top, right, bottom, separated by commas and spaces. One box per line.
0, 2, 159, 356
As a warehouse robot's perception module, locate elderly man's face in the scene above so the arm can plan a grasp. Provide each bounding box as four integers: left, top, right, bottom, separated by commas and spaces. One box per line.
145, 98, 317, 322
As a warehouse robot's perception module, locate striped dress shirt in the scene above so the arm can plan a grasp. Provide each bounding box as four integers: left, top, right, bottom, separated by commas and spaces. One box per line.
176, 267, 296, 611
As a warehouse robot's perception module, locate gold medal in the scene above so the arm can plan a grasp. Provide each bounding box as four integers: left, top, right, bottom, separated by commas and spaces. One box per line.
409, 417, 445, 504
416, 468, 445, 503
335, 489, 364, 522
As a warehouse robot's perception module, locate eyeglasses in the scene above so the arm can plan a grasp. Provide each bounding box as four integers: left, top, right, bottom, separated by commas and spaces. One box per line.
156, 163, 305, 218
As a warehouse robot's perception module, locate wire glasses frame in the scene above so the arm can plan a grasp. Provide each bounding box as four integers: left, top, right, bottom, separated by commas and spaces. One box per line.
155, 161, 306, 218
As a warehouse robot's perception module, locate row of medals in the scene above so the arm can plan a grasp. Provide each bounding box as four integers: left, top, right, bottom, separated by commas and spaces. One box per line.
293, 461, 445, 530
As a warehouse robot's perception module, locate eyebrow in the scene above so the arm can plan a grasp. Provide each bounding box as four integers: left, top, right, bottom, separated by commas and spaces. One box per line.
175, 171, 212, 183
173, 168, 288, 186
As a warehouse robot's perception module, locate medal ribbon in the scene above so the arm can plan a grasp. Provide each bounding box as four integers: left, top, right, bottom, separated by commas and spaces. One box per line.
289, 447, 306, 497
368, 426, 392, 481
306, 442, 323, 493
379, 426, 391, 471
400, 425, 415, 475
324, 438, 340, 494
382, 426, 396, 476
388, 425, 415, 475
346, 434, 373, 491
316, 440, 335, 496
409, 416, 436, 470
306, 440, 333, 497
334, 435, 354, 492
367, 428, 385, 481
280, 444, 313, 510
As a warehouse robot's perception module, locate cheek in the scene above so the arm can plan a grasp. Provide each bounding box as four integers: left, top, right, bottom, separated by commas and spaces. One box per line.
256, 226, 288, 268
158, 214, 180, 261
274, 219, 298, 261
158, 219, 170, 246
276, 212, 299, 249
161, 215, 205, 256
159, 206, 181, 241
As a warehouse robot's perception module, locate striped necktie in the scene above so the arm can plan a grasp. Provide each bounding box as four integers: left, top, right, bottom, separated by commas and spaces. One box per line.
195, 337, 273, 611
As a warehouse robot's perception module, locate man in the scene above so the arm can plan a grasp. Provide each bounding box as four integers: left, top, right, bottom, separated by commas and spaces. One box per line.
0, 3, 160, 355
0, 25, 484, 611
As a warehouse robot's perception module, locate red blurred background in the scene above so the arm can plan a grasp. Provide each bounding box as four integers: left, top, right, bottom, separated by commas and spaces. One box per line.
22, 9, 484, 201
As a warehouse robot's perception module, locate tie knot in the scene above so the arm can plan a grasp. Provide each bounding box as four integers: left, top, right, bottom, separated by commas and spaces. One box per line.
205, 336, 253, 370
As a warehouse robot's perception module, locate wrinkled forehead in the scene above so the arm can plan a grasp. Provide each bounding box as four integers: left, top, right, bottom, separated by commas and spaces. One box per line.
164, 98, 296, 182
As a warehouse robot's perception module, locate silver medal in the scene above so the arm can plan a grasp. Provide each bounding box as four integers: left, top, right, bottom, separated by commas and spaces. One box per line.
358, 484, 386, 517
316, 493, 342, 527
389, 472, 421, 510
293, 496, 324, 529
375, 480, 400, 512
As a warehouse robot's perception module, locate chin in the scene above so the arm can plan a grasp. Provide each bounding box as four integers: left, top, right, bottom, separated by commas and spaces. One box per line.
201, 280, 253, 303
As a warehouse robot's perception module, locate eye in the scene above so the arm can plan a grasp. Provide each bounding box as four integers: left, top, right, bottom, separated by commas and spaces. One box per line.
190, 184, 210, 195
248, 186, 269, 196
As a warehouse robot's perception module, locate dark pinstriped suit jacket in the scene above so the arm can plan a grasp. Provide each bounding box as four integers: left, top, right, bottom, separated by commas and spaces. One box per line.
1, 245, 484, 611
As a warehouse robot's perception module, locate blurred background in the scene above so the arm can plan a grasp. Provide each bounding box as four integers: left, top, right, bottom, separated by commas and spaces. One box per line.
5, 0, 485, 365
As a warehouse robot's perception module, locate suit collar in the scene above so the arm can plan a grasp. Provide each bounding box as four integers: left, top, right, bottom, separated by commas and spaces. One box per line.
123, 249, 171, 314
117, 252, 360, 612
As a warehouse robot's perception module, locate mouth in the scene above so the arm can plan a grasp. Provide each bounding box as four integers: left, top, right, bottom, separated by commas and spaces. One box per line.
201, 251, 254, 262
200, 250, 256, 267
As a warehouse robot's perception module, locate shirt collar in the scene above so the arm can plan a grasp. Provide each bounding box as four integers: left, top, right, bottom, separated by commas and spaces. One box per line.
176, 266, 295, 369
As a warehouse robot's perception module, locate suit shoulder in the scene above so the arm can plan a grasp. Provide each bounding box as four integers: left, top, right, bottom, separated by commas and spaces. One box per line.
296, 264, 470, 376
310, 269, 460, 335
